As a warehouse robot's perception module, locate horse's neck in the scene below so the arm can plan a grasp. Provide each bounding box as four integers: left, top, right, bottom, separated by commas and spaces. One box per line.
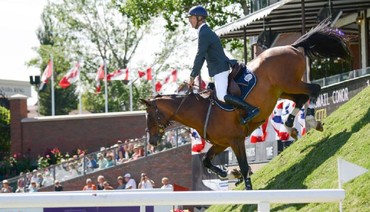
160, 94, 206, 130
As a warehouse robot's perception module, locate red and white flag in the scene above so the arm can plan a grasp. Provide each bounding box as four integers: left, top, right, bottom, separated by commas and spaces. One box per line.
155, 81, 162, 92
250, 121, 268, 143
59, 63, 80, 89
164, 70, 177, 84
95, 64, 105, 93
138, 67, 152, 80
107, 68, 129, 81
39, 60, 53, 91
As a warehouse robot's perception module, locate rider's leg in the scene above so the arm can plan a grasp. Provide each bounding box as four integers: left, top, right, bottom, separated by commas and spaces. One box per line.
214, 71, 259, 124
224, 95, 260, 124
213, 71, 228, 102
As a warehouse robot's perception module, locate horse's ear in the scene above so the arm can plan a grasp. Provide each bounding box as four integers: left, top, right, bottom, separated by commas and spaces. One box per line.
139, 99, 151, 107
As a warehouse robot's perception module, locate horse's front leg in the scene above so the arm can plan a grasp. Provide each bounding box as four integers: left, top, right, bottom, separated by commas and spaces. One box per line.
230, 139, 253, 190
202, 145, 227, 178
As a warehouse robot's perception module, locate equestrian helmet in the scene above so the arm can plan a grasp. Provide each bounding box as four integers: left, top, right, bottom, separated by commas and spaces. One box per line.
188, 5, 208, 18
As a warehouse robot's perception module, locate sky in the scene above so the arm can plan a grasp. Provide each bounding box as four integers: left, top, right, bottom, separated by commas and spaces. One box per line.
0, 0, 200, 105
0, 0, 46, 82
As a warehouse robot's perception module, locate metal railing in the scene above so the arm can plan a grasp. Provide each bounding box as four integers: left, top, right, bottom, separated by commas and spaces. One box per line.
312, 67, 370, 87
1, 125, 191, 192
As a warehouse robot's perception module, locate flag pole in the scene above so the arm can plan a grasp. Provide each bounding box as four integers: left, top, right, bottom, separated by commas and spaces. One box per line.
50, 55, 55, 116
104, 60, 108, 113
78, 61, 82, 114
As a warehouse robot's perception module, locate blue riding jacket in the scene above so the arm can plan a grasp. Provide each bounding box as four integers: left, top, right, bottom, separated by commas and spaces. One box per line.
191, 24, 231, 78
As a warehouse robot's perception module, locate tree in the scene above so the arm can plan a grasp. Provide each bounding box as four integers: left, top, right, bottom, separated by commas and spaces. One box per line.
29, 0, 155, 113
0, 106, 10, 160
116, 0, 249, 31
116, 0, 250, 62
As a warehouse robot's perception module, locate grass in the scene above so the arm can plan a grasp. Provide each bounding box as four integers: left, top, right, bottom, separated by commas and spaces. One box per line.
207, 86, 370, 212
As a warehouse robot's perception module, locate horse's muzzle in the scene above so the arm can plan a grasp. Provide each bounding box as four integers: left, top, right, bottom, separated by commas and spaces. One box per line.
148, 135, 161, 147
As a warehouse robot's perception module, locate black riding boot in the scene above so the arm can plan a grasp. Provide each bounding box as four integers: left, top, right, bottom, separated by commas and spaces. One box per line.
224, 95, 260, 125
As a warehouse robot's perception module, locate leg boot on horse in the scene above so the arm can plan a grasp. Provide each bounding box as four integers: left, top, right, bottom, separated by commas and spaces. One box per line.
224, 94, 260, 124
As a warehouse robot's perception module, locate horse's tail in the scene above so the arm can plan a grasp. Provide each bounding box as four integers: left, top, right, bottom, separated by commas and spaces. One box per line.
292, 21, 351, 60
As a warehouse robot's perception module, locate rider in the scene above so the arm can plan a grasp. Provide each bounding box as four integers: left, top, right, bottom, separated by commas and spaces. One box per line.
187, 5, 259, 124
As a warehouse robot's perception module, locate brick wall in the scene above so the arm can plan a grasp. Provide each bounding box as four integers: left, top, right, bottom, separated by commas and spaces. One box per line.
9, 95, 28, 156
40, 144, 192, 191
9, 95, 147, 160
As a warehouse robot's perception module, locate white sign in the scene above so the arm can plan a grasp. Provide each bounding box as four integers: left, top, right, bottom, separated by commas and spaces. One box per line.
0, 79, 31, 97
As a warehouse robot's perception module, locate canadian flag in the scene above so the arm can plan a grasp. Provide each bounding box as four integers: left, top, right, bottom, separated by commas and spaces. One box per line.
164, 70, 177, 84
138, 67, 152, 80
95, 64, 105, 93
59, 63, 80, 89
107, 68, 129, 81
155, 81, 162, 92
39, 60, 53, 91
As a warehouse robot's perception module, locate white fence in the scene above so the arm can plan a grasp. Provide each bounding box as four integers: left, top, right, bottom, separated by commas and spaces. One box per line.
0, 189, 345, 212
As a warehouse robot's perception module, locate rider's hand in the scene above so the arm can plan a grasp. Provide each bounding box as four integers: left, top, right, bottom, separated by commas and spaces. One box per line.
189, 76, 195, 88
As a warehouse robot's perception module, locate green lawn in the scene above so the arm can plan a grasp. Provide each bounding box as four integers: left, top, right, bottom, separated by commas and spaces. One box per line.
208, 86, 370, 212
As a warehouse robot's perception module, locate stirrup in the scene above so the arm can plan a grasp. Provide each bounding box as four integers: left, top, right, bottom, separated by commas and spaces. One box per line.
240, 108, 259, 125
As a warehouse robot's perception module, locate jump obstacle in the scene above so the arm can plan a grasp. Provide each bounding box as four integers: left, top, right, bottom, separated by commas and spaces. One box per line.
0, 189, 345, 212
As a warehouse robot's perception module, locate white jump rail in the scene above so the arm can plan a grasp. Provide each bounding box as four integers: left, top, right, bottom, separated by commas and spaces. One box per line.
0, 189, 345, 212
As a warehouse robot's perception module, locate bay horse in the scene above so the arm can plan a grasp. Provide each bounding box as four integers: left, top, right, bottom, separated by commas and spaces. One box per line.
140, 23, 351, 190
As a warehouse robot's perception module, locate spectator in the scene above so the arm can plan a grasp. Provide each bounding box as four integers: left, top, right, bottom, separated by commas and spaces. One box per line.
161, 177, 173, 189
25, 172, 32, 189
138, 173, 155, 189
15, 177, 26, 193
103, 181, 114, 190
105, 155, 114, 168
37, 173, 45, 188
116, 176, 126, 189
127, 142, 135, 159
30, 169, 38, 183
97, 175, 105, 190
86, 154, 98, 172
117, 140, 127, 163
28, 181, 38, 192
54, 180, 63, 191
97, 153, 108, 169
131, 144, 143, 160
124, 173, 137, 189
82, 178, 97, 191
0, 180, 13, 193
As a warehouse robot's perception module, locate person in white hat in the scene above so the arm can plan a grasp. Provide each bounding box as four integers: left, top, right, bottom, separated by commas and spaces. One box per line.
1, 180, 13, 193
124, 173, 137, 189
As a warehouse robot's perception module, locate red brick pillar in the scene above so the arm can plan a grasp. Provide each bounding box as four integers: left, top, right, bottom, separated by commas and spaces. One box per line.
9, 94, 28, 156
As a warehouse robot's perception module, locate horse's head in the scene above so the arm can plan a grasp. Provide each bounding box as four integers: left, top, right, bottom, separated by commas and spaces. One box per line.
140, 98, 170, 146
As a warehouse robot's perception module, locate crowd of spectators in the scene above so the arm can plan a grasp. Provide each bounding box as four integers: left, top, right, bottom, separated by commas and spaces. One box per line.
0, 126, 188, 193
79, 173, 172, 191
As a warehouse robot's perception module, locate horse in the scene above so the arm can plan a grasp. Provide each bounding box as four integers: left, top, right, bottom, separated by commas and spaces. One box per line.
140, 22, 351, 190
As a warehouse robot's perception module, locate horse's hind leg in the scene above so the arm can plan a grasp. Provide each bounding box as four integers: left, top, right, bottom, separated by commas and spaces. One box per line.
281, 92, 323, 133
202, 145, 227, 178
229, 140, 253, 190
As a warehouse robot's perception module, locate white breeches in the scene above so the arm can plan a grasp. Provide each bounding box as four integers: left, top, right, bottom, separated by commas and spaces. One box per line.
214, 71, 229, 102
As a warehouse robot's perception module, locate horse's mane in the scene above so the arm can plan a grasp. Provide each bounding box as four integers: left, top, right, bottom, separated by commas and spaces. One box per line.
152, 92, 203, 101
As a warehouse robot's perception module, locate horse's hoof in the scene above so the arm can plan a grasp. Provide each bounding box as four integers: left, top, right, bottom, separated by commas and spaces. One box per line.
245, 177, 253, 190
291, 128, 298, 140
316, 121, 324, 132
219, 171, 228, 179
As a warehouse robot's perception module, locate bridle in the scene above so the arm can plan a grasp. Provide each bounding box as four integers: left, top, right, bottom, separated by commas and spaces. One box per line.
145, 86, 193, 139
146, 101, 170, 137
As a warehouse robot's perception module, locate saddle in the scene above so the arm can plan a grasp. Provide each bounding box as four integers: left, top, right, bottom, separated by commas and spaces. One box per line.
206, 62, 256, 111
227, 63, 245, 96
